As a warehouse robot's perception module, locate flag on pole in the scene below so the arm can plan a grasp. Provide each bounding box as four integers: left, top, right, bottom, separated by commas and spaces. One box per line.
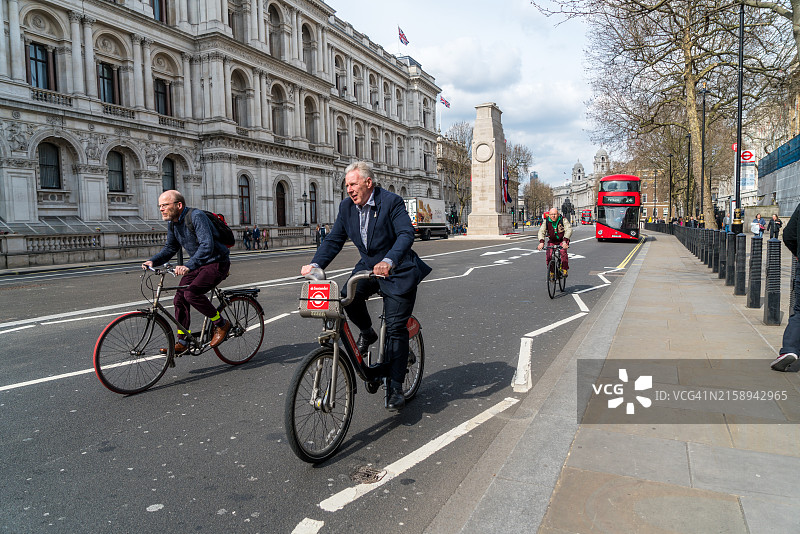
398, 27, 409, 45
439, 96, 450, 108
502, 158, 513, 205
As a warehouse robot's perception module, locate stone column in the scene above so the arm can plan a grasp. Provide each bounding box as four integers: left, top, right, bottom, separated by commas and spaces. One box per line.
209, 54, 222, 118
223, 57, 231, 119
68, 12, 84, 94
131, 35, 144, 108
250, 0, 258, 41
346, 56, 353, 102
191, 54, 202, 118
391, 83, 397, 119
83, 17, 97, 98
8, 0, 24, 81
0, 0, 7, 78
261, 73, 270, 129
294, 9, 301, 62
143, 38, 154, 110
257, 0, 265, 43
252, 69, 262, 128
182, 53, 193, 118
469, 103, 510, 236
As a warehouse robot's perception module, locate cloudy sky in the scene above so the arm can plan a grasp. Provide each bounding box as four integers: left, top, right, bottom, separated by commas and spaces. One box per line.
328, 0, 602, 186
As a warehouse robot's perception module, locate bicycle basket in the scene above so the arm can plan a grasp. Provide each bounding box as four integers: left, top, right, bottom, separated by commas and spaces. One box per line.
298, 280, 343, 319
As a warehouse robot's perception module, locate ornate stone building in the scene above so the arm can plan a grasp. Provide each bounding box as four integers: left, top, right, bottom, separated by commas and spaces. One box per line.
0, 0, 441, 265
552, 149, 610, 219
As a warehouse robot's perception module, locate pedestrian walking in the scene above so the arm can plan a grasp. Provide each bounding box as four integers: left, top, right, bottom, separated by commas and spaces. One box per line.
243, 226, 251, 250
752, 213, 766, 237
252, 224, 260, 250
771, 204, 800, 372
723, 214, 730, 233
320, 224, 326, 243
767, 214, 782, 239
314, 224, 322, 248
262, 227, 269, 249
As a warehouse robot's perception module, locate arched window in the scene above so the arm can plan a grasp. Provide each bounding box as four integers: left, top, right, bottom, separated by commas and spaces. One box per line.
107, 151, 125, 192
239, 175, 251, 224
309, 183, 317, 224
304, 96, 317, 143
38, 142, 61, 189
302, 25, 314, 74
268, 5, 283, 58
231, 71, 248, 126
271, 85, 287, 137
275, 182, 287, 226
162, 158, 175, 191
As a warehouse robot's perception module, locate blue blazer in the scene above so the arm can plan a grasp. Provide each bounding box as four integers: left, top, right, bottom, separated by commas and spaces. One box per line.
311, 187, 432, 297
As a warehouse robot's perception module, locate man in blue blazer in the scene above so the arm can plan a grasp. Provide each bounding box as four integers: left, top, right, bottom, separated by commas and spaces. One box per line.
301, 161, 432, 411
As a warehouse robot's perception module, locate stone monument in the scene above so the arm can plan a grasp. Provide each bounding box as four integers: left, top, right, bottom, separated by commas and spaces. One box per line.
469, 103, 512, 236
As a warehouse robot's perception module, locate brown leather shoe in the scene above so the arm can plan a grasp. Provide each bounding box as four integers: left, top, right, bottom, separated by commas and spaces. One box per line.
160, 342, 188, 355
209, 320, 231, 348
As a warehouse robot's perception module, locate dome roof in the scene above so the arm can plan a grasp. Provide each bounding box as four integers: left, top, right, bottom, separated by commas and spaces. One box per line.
572, 160, 584, 172
595, 148, 609, 157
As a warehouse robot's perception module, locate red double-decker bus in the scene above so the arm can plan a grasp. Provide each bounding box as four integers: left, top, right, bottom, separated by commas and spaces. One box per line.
596, 174, 641, 241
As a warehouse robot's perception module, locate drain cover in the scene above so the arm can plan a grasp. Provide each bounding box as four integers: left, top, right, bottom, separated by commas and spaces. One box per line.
350, 466, 387, 484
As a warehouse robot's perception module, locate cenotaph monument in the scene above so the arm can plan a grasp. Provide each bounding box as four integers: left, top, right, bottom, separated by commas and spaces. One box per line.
468, 103, 512, 236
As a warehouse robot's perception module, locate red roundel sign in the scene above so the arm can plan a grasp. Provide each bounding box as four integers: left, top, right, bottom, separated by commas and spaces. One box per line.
308, 284, 330, 310
740, 150, 754, 162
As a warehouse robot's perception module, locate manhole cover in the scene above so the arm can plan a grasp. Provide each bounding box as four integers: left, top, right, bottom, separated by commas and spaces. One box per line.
350, 466, 387, 484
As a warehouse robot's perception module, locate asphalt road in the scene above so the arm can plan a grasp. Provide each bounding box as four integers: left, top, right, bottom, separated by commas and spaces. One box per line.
0, 225, 640, 533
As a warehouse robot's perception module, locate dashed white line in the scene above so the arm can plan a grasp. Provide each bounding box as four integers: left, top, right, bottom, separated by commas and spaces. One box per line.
318, 397, 520, 513
291, 518, 324, 534
0, 324, 36, 335
572, 293, 589, 313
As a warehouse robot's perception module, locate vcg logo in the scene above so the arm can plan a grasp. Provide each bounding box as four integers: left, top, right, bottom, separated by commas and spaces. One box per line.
592, 368, 653, 415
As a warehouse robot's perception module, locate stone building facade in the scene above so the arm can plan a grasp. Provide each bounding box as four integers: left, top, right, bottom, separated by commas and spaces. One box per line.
0, 0, 441, 265
552, 149, 610, 219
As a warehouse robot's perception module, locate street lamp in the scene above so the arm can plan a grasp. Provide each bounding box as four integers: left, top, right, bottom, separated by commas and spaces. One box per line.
699, 82, 710, 228
686, 133, 692, 222
668, 154, 673, 221
302, 191, 309, 226
732, 1, 745, 234
653, 170, 658, 219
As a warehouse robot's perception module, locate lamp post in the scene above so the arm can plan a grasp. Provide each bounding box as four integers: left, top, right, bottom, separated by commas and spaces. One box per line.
302, 191, 308, 226
732, 0, 744, 234
686, 133, 692, 221
668, 154, 673, 221
653, 170, 658, 219
699, 82, 710, 228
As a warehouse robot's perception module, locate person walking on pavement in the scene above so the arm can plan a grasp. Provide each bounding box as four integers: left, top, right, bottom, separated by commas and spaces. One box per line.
771, 204, 800, 371
243, 226, 251, 250
314, 224, 322, 248
252, 224, 260, 250
262, 227, 269, 249
300, 161, 431, 411
723, 214, 730, 233
320, 224, 327, 243
142, 190, 231, 353
752, 213, 766, 238
537, 207, 572, 279
767, 214, 782, 239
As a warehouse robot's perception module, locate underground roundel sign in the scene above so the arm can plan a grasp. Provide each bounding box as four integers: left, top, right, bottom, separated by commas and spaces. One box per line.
308, 284, 330, 310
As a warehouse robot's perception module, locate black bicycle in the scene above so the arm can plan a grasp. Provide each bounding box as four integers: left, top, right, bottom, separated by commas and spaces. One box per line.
94, 264, 265, 394
546, 244, 567, 298
284, 268, 425, 463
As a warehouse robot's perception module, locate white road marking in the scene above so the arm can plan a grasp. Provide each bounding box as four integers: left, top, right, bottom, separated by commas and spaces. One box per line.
291, 518, 324, 534
574, 284, 610, 294
0, 367, 97, 392
318, 397, 520, 513
264, 313, 290, 324
572, 293, 589, 313
523, 312, 587, 338
0, 324, 36, 335
512, 337, 534, 392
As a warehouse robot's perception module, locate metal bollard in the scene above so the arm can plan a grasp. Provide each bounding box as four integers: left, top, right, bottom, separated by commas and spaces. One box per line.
764, 238, 782, 324
734, 233, 747, 295
712, 230, 719, 273
708, 229, 715, 268
746, 236, 762, 308
725, 233, 735, 286
791, 255, 798, 319
718, 229, 726, 278
705, 229, 712, 266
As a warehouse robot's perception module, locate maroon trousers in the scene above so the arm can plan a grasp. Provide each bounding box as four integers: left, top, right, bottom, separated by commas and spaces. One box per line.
174, 261, 230, 337
545, 244, 569, 270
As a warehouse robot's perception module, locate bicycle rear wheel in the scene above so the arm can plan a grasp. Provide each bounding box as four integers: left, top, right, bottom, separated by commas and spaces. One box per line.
403, 331, 425, 401
547, 259, 557, 299
214, 295, 265, 365
94, 312, 173, 394
284, 347, 355, 463
558, 262, 566, 292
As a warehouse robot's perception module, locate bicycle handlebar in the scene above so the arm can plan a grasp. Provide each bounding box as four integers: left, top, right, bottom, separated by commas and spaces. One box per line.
146, 263, 178, 277
303, 268, 383, 307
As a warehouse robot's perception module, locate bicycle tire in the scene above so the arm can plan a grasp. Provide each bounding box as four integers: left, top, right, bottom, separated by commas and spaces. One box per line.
284, 347, 355, 463
94, 311, 173, 395
214, 295, 265, 365
547, 258, 557, 299
558, 265, 566, 292
403, 331, 425, 401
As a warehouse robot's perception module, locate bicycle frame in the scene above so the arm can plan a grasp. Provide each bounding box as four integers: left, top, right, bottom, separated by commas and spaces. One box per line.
546, 244, 565, 277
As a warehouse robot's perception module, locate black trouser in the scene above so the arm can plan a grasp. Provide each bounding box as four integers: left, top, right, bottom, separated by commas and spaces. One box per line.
343, 276, 416, 385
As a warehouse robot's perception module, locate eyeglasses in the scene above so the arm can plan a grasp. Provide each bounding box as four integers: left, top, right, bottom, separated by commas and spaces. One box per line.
158, 202, 179, 209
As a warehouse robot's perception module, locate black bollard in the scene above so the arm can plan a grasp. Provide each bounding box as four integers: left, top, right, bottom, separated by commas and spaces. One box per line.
718, 229, 726, 278
712, 230, 719, 273
725, 233, 735, 286
763, 238, 782, 324
791, 255, 798, 319
746, 236, 762, 308
734, 233, 747, 296
705, 229, 712, 266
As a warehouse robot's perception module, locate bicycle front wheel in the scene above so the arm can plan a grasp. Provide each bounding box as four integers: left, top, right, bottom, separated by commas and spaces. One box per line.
547, 259, 557, 299
403, 331, 425, 401
214, 296, 265, 365
284, 347, 355, 463
94, 312, 173, 395
558, 266, 566, 292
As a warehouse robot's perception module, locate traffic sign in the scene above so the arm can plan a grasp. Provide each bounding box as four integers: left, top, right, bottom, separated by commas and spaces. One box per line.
741, 150, 754, 162
732, 143, 737, 152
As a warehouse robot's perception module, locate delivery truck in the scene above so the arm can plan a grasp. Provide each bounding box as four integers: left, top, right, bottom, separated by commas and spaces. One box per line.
404, 197, 449, 240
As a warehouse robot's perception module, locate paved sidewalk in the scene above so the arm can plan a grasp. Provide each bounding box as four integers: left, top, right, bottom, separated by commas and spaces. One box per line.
429, 232, 800, 534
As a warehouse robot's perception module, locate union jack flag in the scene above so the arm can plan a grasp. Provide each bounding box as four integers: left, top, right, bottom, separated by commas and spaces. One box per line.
398, 27, 409, 45
439, 96, 450, 108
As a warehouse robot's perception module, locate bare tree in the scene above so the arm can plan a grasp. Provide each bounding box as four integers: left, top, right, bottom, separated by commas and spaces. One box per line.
522, 175, 554, 221
441, 121, 473, 220
531, 0, 792, 225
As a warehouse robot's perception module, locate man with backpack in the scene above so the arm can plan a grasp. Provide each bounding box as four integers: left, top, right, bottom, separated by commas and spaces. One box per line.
142, 190, 232, 353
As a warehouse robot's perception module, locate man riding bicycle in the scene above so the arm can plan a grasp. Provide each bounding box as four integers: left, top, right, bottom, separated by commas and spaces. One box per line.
142, 190, 231, 354
300, 161, 431, 412
537, 207, 572, 279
